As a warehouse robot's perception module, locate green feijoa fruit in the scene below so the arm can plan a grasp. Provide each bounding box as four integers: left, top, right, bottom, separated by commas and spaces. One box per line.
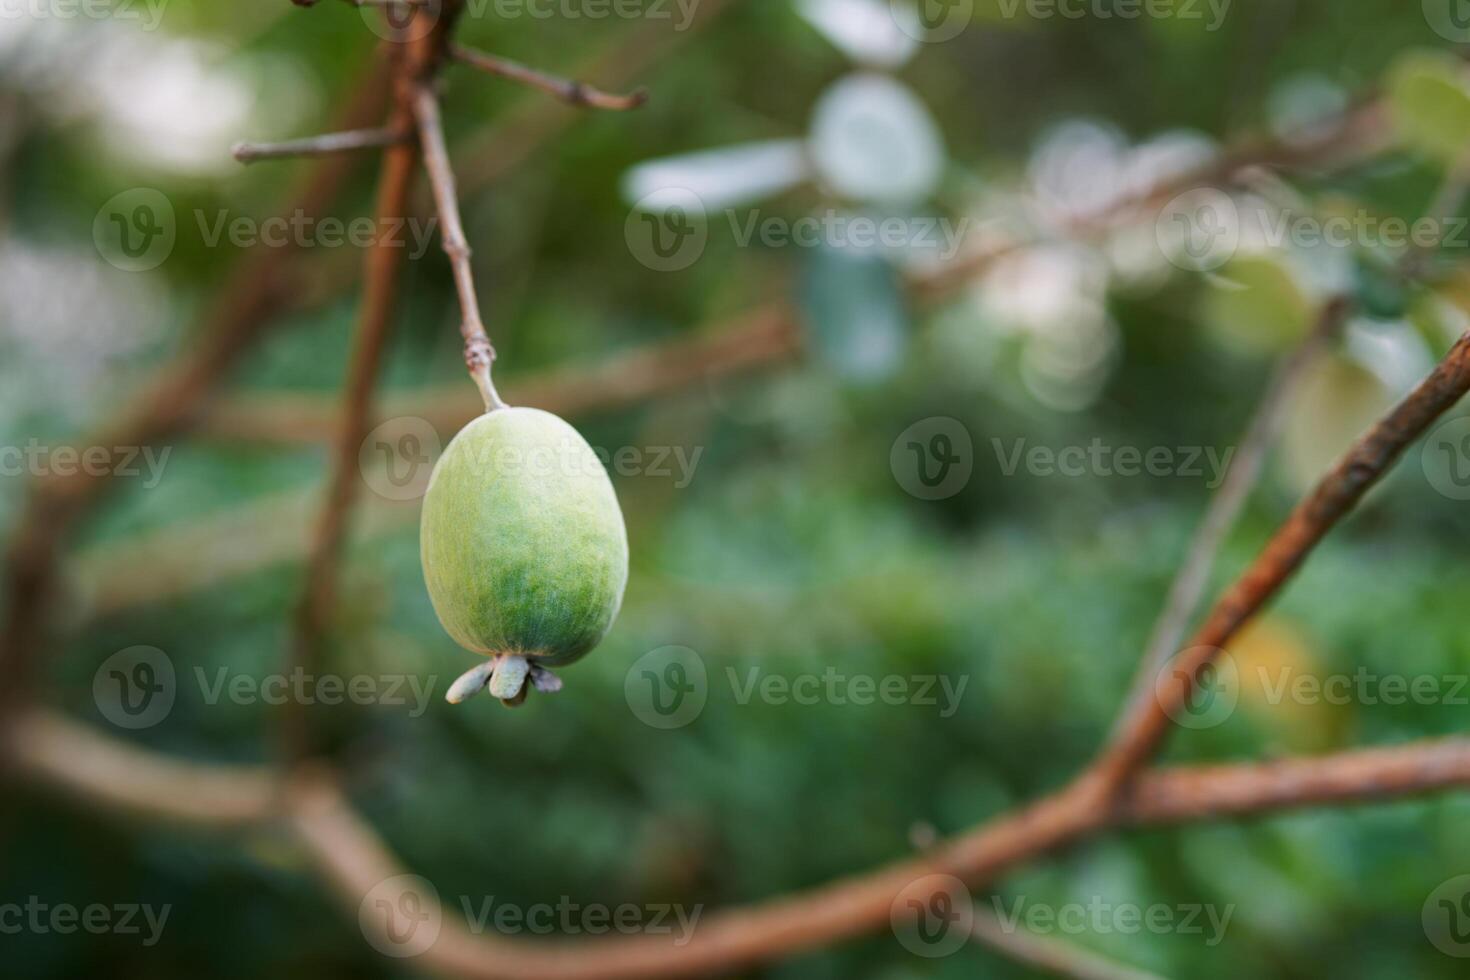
421, 407, 628, 705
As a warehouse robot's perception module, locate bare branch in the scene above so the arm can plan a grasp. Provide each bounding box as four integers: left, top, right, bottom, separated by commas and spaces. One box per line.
1093, 326, 1470, 794
10, 709, 1470, 978
0, 52, 395, 723
411, 82, 505, 411
449, 43, 647, 111
233, 126, 411, 164
284, 59, 424, 761
1131, 299, 1348, 686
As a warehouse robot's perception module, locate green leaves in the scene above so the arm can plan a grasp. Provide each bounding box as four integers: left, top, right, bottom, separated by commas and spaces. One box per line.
1386, 50, 1470, 167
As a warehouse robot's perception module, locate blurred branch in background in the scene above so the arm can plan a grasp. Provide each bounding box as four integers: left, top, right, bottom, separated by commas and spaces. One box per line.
192, 94, 1392, 449
0, 49, 395, 720
10, 706, 1470, 977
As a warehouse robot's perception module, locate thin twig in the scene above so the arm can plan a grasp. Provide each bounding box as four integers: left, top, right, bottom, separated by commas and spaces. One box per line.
283, 48, 424, 761
411, 82, 505, 411
233, 126, 411, 164
1132, 299, 1348, 686
450, 43, 647, 111
1092, 328, 1470, 795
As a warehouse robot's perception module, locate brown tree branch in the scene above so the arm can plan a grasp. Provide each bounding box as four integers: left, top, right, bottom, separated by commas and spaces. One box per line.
411, 80, 506, 410
1131, 299, 1348, 686
9, 709, 1469, 976
283, 37, 430, 760
450, 43, 648, 111
1093, 326, 1470, 795
0, 51, 394, 723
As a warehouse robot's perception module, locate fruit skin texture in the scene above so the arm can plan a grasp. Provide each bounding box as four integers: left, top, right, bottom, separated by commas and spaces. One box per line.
420, 407, 628, 668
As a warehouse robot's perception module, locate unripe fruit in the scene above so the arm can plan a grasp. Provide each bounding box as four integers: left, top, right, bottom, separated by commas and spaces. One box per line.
420, 407, 628, 706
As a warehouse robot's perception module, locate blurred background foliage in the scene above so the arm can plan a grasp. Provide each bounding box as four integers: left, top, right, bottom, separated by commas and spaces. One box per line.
4, 0, 1470, 977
